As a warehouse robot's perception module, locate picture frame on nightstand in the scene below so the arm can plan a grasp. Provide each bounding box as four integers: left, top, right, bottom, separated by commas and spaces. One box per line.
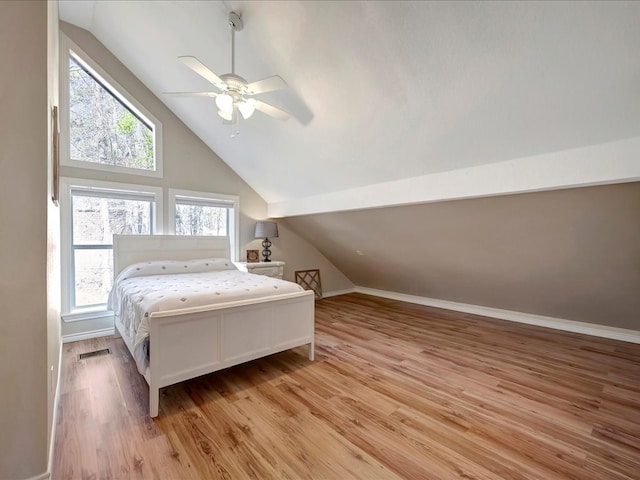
246, 249, 260, 263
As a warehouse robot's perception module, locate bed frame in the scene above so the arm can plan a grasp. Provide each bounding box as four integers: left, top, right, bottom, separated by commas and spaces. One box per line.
112, 234, 315, 417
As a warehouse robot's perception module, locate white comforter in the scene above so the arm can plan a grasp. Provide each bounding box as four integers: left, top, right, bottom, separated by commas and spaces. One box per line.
107, 258, 304, 374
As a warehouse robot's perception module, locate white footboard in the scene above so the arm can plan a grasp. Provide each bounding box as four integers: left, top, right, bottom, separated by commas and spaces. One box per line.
111, 235, 315, 418
147, 291, 314, 417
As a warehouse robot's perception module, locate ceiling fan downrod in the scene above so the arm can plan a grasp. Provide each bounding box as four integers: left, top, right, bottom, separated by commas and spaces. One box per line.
228, 11, 243, 75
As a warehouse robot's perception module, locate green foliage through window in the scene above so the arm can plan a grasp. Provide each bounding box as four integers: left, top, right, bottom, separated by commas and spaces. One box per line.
69, 55, 155, 171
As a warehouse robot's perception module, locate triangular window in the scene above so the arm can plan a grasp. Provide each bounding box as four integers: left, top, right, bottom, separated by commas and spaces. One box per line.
66, 50, 159, 174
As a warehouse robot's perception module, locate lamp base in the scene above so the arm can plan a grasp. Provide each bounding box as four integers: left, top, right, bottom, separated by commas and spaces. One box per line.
261, 237, 272, 262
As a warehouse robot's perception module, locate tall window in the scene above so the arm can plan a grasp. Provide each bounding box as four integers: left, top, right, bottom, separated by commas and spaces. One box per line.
61, 35, 162, 177
169, 189, 239, 260
61, 179, 162, 317
60, 35, 164, 321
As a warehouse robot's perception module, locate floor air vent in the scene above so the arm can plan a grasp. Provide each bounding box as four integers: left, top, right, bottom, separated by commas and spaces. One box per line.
78, 348, 111, 360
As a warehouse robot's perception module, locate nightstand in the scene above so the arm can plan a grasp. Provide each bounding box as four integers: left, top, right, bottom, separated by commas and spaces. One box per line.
235, 261, 285, 279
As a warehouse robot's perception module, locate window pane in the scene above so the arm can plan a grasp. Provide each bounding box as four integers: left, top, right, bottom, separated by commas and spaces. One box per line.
72, 194, 152, 245
176, 204, 228, 236
69, 56, 155, 171
74, 249, 113, 307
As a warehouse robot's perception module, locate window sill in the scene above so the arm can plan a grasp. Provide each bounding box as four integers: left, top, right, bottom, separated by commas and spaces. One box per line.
62, 158, 163, 178
62, 308, 114, 323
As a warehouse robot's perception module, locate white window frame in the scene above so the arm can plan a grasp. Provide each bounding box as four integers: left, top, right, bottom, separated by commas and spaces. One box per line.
59, 33, 163, 178
168, 188, 240, 261
60, 177, 164, 321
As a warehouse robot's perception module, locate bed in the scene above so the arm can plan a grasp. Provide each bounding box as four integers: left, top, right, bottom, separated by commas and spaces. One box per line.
108, 234, 315, 417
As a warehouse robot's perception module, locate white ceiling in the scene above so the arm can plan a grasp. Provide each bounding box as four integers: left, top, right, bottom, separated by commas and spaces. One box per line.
59, 1, 640, 213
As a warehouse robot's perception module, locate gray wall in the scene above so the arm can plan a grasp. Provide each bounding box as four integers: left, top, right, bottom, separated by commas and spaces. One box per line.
0, 1, 60, 478
286, 183, 640, 330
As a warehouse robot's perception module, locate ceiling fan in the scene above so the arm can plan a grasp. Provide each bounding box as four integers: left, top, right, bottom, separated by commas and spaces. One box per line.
164, 11, 290, 134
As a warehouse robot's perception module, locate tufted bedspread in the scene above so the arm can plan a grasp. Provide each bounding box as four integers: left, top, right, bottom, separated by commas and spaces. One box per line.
107, 258, 304, 374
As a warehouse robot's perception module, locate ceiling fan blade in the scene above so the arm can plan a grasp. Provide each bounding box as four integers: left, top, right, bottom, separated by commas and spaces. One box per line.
245, 75, 288, 95
178, 56, 225, 89
254, 100, 290, 121
163, 91, 217, 97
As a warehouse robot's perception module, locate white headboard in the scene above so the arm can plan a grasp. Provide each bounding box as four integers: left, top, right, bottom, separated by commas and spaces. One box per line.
113, 235, 231, 277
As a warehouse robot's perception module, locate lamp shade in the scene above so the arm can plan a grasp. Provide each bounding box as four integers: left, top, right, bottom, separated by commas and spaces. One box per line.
255, 221, 278, 239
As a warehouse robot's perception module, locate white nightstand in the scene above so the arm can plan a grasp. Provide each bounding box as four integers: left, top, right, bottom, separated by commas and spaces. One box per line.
235, 261, 285, 279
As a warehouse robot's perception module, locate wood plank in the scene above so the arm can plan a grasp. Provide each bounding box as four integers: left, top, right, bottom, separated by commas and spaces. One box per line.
53, 293, 640, 479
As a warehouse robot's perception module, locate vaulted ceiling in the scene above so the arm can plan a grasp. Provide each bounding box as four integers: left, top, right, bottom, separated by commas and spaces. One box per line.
59, 1, 640, 215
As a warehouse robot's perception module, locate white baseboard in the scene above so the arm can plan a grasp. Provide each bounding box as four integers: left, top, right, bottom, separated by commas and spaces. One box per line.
44, 341, 64, 480
21, 346, 63, 480
322, 287, 356, 298
23, 472, 49, 480
62, 327, 115, 344
355, 287, 640, 344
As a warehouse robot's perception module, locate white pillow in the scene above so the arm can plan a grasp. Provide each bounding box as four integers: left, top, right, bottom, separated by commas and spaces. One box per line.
116, 258, 237, 282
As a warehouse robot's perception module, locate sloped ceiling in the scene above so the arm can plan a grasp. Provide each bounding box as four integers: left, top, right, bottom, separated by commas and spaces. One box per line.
59, 1, 640, 215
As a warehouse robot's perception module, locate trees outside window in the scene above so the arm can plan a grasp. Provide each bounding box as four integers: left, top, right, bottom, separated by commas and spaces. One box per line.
175, 203, 228, 236
69, 55, 155, 171
60, 37, 164, 318
169, 189, 239, 261
70, 188, 155, 309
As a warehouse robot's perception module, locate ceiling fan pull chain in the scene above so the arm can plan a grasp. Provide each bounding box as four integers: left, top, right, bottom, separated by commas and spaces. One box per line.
231, 109, 240, 138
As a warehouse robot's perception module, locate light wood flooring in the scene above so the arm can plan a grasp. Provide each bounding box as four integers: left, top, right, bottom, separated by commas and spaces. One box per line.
53, 293, 640, 479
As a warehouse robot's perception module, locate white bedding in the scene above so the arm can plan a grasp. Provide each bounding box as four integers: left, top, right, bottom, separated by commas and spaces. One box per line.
107, 258, 305, 374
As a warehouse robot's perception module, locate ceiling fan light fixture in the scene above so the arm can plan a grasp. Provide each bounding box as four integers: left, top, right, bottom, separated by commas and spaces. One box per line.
215, 93, 233, 112
218, 108, 234, 121
166, 11, 291, 136
238, 99, 256, 119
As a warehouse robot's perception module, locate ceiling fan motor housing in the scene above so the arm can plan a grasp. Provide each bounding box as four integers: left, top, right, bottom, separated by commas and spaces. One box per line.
220, 73, 248, 95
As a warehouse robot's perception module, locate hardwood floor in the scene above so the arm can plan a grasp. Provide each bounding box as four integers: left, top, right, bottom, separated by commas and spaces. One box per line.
53, 293, 640, 479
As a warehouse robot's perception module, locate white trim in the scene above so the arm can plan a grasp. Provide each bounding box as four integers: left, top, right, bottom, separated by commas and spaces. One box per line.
60, 177, 163, 315
62, 327, 115, 344
45, 342, 63, 480
355, 287, 640, 345
168, 188, 240, 262
62, 308, 114, 323
59, 33, 163, 178
22, 472, 49, 480
268, 136, 640, 217
322, 288, 356, 298
26, 345, 63, 480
